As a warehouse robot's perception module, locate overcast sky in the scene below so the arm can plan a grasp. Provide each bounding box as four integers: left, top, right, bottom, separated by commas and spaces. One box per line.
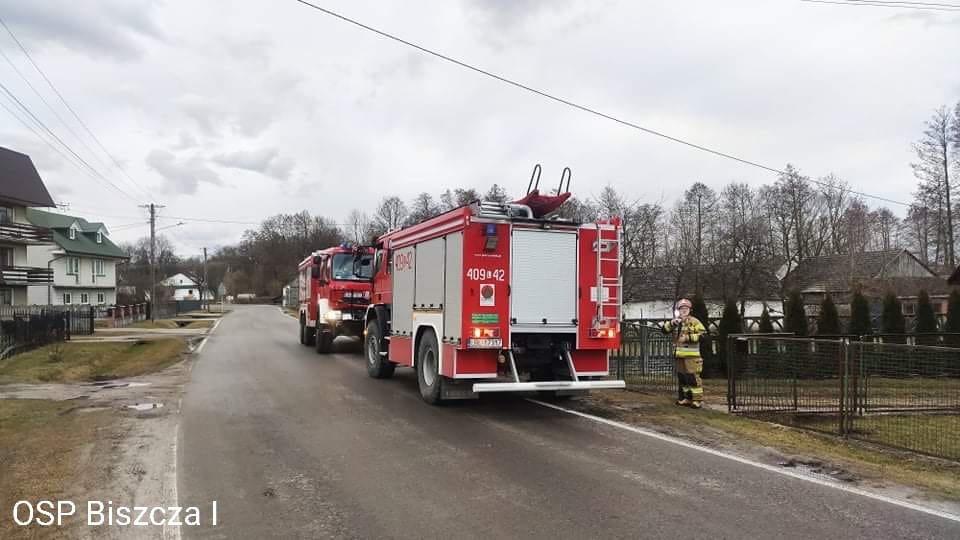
1, 0, 958, 255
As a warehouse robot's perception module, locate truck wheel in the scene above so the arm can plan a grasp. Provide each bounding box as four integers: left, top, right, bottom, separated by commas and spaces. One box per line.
365, 320, 394, 379
315, 327, 333, 354
417, 330, 443, 405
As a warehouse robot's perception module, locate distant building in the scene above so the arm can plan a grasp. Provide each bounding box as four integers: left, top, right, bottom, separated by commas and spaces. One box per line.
160, 273, 215, 301
781, 249, 955, 317
624, 263, 783, 320
26, 208, 128, 306
0, 147, 55, 305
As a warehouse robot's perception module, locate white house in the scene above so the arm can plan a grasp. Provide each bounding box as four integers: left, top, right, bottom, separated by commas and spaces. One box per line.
160, 273, 215, 301
623, 264, 784, 321
25, 208, 128, 306
0, 147, 56, 305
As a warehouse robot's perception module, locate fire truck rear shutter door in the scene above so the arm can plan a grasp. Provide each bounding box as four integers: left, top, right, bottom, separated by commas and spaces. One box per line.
443, 232, 463, 341
415, 237, 444, 309
510, 229, 577, 327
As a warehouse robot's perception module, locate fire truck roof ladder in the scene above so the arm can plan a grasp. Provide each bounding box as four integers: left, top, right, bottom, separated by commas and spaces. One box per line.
595, 222, 622, 326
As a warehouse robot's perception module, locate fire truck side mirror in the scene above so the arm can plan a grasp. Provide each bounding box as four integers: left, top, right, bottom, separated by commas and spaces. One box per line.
310, 265, 320, 279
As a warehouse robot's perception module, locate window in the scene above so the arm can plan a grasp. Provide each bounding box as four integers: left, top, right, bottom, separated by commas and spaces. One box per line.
0, 206, 13, 224
935, 301, 947, 314
97, 293, 105, 304
903, 302, 916, 316
96, 231, 103, 243
0, 247, 12, 267
94, 259, 104, 276
66, 257, 80, 275
69, 227, 76, 240
80, 293, 89, 304
63, 292, 72, 304
0, 288, 12, 306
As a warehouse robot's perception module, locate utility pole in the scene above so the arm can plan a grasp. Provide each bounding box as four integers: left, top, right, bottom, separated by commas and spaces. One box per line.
140, 203, 164, 320
202, 247, 208, 311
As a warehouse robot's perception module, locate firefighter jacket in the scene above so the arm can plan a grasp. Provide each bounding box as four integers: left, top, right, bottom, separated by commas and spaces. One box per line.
662, 316, 705, 358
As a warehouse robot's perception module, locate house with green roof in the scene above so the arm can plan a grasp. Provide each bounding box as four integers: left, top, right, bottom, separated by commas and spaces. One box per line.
25, 208, 128, 306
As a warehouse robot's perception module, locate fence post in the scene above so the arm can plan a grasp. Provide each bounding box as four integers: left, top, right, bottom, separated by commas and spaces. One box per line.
641, 325, 649, 375
727, 335, 735, 412
839, 338, 848, 437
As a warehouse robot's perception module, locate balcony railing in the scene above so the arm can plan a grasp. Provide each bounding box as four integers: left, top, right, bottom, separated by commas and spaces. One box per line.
0, 221, 54, 243
0, 266, 54, 285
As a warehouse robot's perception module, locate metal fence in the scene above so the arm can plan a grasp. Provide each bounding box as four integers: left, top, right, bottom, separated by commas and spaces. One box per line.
0, 305, 94, 337
0, 309, 71, 358
610, 322, 678, 393
727, 335, 960, 461
149, 300, 205, 319
99, 304, 148, 328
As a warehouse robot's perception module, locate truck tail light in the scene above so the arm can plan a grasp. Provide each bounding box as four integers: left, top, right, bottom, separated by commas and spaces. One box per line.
589, 328, 616, 338
471, 326, 500, 339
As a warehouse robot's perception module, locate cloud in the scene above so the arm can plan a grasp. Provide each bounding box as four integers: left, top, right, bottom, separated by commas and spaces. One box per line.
213, 148, 294, 180
176, 94, 277, 138
146, 149, 222, 194
171, 131, 198, 150
0, 0, 163, 60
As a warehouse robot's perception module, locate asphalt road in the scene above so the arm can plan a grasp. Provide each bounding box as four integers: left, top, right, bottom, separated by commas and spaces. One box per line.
179, 305, 960, 539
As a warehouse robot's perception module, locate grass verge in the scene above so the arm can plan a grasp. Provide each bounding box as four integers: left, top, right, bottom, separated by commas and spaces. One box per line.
0, 399, 112, 538
581, 390, 960, 501
0, 339, 188, 384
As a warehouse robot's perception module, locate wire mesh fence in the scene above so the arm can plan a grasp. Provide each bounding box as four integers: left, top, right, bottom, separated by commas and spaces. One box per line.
728, 335, 960, 461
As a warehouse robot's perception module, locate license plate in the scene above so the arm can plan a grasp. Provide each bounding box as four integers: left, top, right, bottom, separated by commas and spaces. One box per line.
342, 313, 353, 320
467, 338, 502, 349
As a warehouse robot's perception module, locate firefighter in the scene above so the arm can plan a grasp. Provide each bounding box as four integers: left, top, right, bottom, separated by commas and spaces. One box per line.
662, 298, 705, 408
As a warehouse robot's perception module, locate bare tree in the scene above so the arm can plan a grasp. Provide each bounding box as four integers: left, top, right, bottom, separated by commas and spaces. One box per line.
911, 106, 956, 267
370, 196, 408, 237
483, 184, 510, 204
345, 209, 372, 244
440, 188, 481, 210
405, 192, 442, 226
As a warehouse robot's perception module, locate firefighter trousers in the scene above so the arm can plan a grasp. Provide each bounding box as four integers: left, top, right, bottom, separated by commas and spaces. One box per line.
675, 357, 704, 402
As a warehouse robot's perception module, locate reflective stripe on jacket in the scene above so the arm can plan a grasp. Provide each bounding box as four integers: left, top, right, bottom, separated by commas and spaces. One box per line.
663, 316, 705, 358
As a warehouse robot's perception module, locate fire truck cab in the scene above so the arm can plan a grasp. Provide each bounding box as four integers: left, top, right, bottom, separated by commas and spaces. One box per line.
363, 200, 626, 404
298, 244, 374, 353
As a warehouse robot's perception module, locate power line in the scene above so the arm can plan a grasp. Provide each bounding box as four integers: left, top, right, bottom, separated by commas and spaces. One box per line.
0, 80, 140, 202
0, 96, 100, 179
160, 215, 261, 225
800, 0, 960, 10
290, 0, 911, 207
0, 45, 152, 201
0, 15, 156, 201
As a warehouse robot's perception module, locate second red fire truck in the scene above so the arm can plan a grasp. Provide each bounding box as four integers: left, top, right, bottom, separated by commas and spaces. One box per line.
297, 244, 374, 353
362, 199, 626, 404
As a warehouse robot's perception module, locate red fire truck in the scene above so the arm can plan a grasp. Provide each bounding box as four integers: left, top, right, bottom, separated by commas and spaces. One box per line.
298, 244, 374, 353
362, 200, 626, 404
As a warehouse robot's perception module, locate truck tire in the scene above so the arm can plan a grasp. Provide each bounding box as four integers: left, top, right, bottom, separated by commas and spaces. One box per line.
416, 330, 443, 405
365, 320, 394, 379
315, 326, 333, 354
305, 325, 316, 346
299, 318, 305, 345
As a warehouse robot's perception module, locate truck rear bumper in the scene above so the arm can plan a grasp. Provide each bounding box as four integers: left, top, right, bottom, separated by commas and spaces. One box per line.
471, 380, 626, 393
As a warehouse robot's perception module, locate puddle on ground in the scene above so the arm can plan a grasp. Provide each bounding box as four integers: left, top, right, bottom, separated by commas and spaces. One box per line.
126, 403, 164, 411
76, 407, 111, 414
